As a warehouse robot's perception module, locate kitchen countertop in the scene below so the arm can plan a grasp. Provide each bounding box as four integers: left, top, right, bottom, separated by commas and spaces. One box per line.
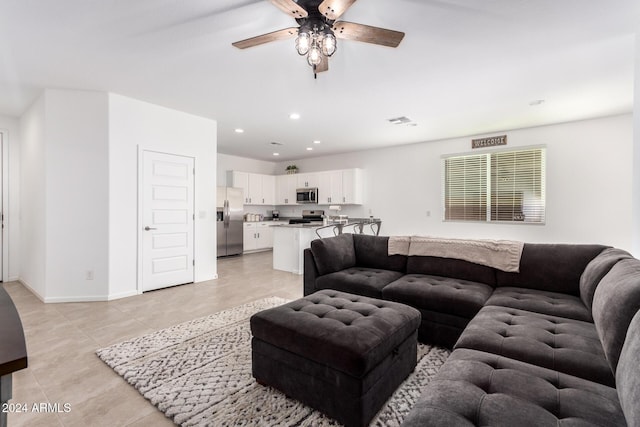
271, 218, 381, 229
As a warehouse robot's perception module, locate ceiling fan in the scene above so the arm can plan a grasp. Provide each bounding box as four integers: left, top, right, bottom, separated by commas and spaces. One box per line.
232, 0, 405, 77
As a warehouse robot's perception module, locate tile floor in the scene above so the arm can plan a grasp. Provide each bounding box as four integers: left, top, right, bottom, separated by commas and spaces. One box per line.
3, 251, 303, 427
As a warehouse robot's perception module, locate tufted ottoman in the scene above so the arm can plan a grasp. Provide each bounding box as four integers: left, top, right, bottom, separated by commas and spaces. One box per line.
250, 289, 421, 427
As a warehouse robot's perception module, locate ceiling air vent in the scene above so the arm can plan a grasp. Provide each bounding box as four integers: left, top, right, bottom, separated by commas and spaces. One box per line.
388, 116, 417, 127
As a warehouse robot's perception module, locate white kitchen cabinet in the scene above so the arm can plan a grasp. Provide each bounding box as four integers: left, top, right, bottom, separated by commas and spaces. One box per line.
227, 171, 276, 206
248, 173, 262, 204
276, 174, 298, 205
316, 169, 363, 205
243, 222, 256, 251
297, 173, 319, 189
229, 171, 249, 203
318, 171, 343, 204
342, 168, 364, 204
243, 222, 274, 252
262, 175, 276, 205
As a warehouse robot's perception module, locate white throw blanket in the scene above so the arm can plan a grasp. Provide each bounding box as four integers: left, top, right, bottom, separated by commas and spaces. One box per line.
388, 236, 524, 272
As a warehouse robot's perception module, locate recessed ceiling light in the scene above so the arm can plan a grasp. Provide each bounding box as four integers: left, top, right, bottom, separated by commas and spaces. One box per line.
234, 128, 244, 133
306, 147, 313, 151
313, 140, 321, 144
273, 152, 280, 156
289, 113, 301, 120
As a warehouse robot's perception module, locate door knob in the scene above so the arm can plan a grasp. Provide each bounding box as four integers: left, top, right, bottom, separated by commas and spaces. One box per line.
144, 226, 157, 231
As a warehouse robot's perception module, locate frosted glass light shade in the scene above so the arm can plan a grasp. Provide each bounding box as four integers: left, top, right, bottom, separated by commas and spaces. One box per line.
307, 46, 322, 66
295, 32, 310, 55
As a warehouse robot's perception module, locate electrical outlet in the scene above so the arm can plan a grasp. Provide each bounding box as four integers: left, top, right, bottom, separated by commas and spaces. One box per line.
85, 270, 94, 280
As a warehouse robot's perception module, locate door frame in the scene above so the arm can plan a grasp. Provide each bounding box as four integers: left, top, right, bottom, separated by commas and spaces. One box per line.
0, 130, 7, 282
136, 147, 196, 294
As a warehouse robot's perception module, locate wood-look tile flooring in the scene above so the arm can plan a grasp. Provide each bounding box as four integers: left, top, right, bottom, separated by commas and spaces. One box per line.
3, 251, 302, 427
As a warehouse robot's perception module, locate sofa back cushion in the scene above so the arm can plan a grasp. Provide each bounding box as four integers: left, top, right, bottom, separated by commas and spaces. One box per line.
406, 256, 497, 286
353, 234, 407, 272
495, 244, 607, 296
580, 248, 632, 310
310, 233, 356, 276
616, 309, 640, 427
592, 258, 640, 373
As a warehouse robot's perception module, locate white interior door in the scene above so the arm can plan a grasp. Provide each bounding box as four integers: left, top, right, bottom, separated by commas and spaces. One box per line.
141, 151, 194, 292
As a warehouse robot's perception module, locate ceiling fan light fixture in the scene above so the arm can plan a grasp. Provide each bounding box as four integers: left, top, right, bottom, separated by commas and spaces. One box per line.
307, 45, 322, 66
321, 30, 337, 57
295, 30, 311, 55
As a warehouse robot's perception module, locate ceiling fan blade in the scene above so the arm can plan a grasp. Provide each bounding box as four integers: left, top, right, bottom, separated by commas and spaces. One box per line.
333, 21, 405, 47
318, 0, 357, 20
269, 0, 308, 19
232, 27, 298, 49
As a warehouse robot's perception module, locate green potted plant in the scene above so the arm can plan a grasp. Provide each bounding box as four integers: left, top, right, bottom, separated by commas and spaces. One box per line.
286, 165, 298, 174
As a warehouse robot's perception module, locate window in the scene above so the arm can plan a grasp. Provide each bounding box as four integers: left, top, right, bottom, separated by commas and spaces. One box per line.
443, 147, 546, 223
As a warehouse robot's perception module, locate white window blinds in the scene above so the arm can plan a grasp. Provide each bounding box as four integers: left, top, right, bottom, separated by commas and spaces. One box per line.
443, 147, 546, 223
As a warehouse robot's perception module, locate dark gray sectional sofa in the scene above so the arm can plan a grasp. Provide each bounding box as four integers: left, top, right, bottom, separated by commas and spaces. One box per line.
303, 233, 640, 426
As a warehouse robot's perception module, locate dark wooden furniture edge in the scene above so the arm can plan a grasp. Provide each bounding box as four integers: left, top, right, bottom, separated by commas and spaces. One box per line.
0, 285, 28, 375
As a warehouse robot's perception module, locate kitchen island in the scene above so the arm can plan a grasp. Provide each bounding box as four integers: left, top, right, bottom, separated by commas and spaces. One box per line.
272, 223, 323, 274
272, 220, 381, 274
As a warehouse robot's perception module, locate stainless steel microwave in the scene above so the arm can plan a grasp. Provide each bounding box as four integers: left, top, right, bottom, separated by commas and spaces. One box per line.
296, 187, 318, 204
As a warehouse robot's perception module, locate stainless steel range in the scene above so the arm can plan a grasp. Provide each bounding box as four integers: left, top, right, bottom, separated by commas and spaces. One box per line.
288, 210, 325, 224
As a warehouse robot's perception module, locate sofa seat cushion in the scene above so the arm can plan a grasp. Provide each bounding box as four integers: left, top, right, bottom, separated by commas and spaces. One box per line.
485, 287, 592, 322
455, 305, 614, 386
401, 348, 626, 427
382, 274, 493, 319
315, 267, 404, 299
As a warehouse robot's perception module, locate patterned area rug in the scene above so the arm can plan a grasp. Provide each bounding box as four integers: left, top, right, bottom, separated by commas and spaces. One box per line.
97, 297, 450, 426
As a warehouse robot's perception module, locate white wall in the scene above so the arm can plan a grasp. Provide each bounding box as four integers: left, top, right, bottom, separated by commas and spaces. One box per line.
0, 114, 21, 282
276, 115, 634, 251
18, 97, 46, 297
632, 30, 640, 257
19, 90, 110, 302
217, 153, 278, 186
44, 90, 110, 302
108, 94, 217, 298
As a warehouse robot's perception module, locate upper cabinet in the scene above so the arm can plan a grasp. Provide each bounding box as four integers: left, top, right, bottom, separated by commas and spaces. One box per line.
276, 174, 298, 205
262, 175, 276, 205
227, 171, 275, 205
228, 168, 363, 206
341, 168, 363, 205
318, 171, 342, 204
317, 168, 363, 205
296, 173, 319, 189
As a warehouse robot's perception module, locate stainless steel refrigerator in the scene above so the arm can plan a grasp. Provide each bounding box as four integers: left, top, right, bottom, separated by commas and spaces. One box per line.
217, 187, 244, 257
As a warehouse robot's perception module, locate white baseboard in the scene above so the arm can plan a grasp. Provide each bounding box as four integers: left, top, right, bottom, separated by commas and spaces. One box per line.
17, 279, 140, 303
17, 279, 45, 302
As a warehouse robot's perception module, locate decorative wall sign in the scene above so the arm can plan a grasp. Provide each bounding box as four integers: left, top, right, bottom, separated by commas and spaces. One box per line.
472, 135, 507, 149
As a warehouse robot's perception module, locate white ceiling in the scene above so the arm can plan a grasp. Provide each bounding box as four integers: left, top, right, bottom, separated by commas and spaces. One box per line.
1, 0, 638, 161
